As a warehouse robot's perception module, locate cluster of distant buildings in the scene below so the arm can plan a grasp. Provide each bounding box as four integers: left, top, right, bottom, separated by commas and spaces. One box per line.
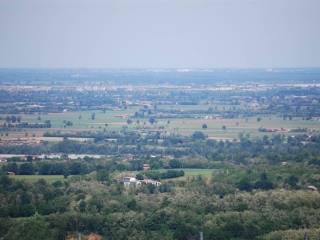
120, 163, 161, 187
121, 177, 161, 187
258, 127, 289, 133
258, 127, 317, 133
0, 154, 105, 162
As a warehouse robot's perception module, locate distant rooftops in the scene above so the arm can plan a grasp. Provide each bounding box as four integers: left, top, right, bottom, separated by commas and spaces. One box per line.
121, 177, 161, 187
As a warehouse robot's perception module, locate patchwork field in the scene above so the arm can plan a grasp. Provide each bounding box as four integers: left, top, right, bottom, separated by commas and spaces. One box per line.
1, 106, 320, 141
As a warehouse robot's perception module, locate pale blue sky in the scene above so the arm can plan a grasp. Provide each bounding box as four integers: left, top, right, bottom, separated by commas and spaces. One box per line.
0, 0, 319, 68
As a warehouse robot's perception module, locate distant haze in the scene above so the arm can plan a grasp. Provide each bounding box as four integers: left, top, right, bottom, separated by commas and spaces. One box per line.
0, 0, 319, 68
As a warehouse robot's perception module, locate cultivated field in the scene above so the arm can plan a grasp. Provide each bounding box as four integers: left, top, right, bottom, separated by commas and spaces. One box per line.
1, 106, 320, 141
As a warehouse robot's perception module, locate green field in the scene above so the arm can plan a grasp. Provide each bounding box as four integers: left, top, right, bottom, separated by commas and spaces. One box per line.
159, 168, 216, 180
9, 175, 64, 182
1, 107, 320, 140
0, 108, 138, 130
178, 168, 215, 179
120, 168, 216, 181
151, 116, 320, 139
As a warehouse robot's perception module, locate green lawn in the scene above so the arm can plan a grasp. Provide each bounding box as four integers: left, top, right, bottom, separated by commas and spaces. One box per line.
180, 168, 215, 180
9, 175, 64, 182
158, 168, 216, 180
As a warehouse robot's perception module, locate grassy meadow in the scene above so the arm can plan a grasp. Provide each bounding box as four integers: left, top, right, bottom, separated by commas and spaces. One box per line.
164, 168, 216, 180
1, 105, 320, 140
9, 175, 64, 182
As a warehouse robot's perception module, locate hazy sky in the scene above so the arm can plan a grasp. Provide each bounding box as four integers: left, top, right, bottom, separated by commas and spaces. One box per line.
0, 0, 319, 68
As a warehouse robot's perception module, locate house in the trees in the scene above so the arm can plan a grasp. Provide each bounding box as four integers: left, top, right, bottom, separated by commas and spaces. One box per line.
307, 185, 318, 191
141, 179, 161, 187
143, 164, 150, 171
122, 177, 141, 187
121, 177, 161, 187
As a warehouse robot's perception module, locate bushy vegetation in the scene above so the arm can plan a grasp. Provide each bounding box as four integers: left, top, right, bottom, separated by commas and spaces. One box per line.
142, 169, 185, 180
1, 72, 320, 239
1, 168, 320, 239
0, 134, 320, 239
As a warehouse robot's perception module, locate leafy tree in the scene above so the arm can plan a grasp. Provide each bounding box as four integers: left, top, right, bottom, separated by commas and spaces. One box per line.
127, 199, 137, 210
69, 162, 84, 175
237, 178, 253, 191
145, 183, 156, 194
44, 120, 52, 127
6, 163, 18, 174
285, 175, 299, 188
96, 170, 110, 183
254, 172, 274, 190
3, 217, 54, 240
148, 117, 156, 125
136, 173, 144, 180
169, 159, 182, 168
78, 200, 86, 213
19, 163, 34, 175
192, 131, 206, 140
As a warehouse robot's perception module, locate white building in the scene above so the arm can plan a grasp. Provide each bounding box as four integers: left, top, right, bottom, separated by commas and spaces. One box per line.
122, 177, 141, 187
121, 177, 161, 187
141, 179, 161, 187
